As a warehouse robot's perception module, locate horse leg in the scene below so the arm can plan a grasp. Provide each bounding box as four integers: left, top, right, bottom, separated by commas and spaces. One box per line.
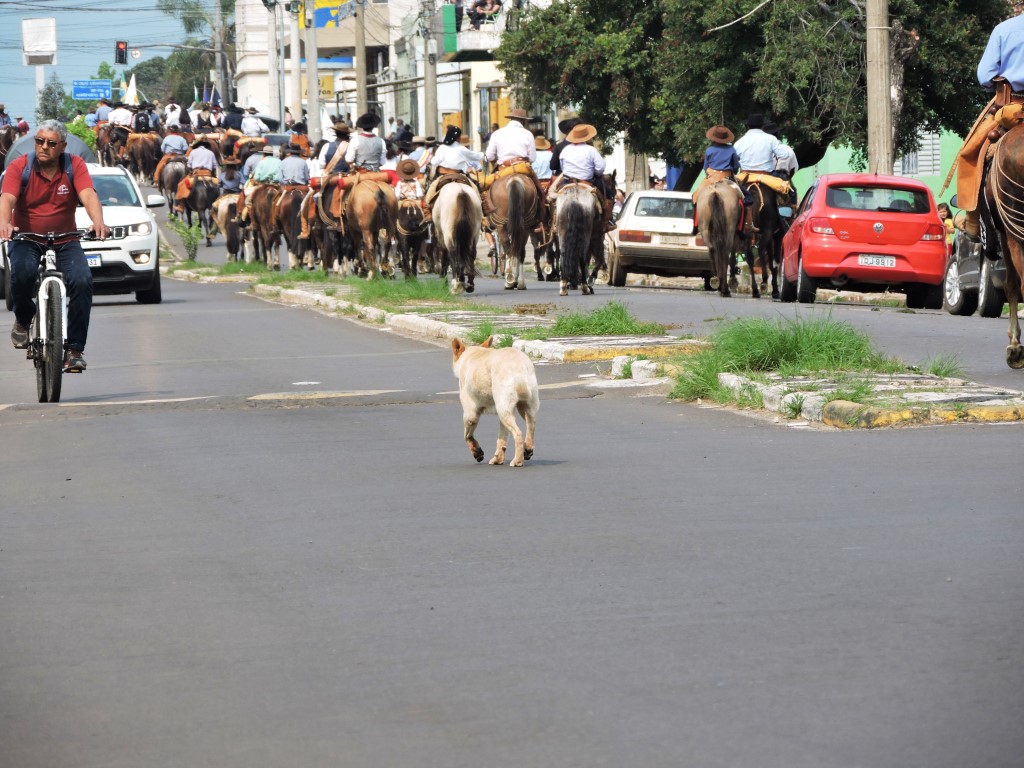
503, 231, 516, 290
748, 244, 761, 299
1004, 241, 1024, 368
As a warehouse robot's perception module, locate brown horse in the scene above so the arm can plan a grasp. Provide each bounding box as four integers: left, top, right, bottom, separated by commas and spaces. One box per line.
489, 173, 541, 290
213, 194, 243, 262
275, 186, 310, 270
397, 199, 431, 277
987, 125, 1024, 368
344, 180, 398, 279
695, 181, 744, 297
126, 133, 161, 186
247, 184, 282, 269
0, 126, 18, 165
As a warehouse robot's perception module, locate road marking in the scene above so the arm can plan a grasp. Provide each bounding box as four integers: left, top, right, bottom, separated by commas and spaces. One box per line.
57, 396, 216, 407
247, 390, 404, 401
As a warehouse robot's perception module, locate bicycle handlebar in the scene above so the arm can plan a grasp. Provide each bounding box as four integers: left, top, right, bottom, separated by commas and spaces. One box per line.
9, 229, 97, 244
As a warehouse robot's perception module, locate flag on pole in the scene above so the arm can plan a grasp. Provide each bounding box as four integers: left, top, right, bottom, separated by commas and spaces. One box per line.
193, 83, 199, 107
211, 86, 221, 108
202, 83, 210, 104
124, 74, 139, 105
120, 74, 128, 99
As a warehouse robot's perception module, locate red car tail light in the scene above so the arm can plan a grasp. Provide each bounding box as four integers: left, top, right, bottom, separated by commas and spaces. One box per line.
920, 224, 945, 241
618, 230, 652, 243
809, 217, 835, 235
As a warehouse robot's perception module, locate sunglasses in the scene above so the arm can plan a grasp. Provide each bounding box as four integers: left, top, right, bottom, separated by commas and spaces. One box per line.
34, 137, 61, 148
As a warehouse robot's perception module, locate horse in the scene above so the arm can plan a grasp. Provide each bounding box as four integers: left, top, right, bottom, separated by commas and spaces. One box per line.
213, 194, 243, 262
986, 125, 1024, 368
488, 173, 541, 290
316, 175, 358, 275
247, 184, 282, 269
126, 133, 161, 186
433, 180, 483, 294
743, 179, 782, 299
159, 158, 188, 215
182, 175, 219, 247
695, 180, 744, 297
0, 126, 18, 165
275, 185, 310, 270
343, 180, 398, 279
397, 199, 431, 277
553, 182, 603, 296
103, 125, 130, 168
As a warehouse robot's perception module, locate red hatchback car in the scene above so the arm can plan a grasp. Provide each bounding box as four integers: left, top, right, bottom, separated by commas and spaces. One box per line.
779, 173, 947, 307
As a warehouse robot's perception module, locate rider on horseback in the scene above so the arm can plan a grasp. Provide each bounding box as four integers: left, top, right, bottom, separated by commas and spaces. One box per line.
345, 113, 387, 171
423, 125, 484, 218
175, 138, 218, 213
733, 113, 790, 204
548, 123, 613, 227
694, 124, 744, 210
950, 10, 1024, 252
483, 108, 547, 225
154, 124, 188, 187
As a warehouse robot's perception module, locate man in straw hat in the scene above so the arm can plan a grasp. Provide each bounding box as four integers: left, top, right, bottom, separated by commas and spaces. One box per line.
549, 122, 615, 226
549, 117, 582, 176
484, 107, 548, 219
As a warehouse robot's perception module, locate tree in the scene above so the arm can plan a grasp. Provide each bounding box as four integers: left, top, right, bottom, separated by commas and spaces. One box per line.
126, 57, 170, 102
496, 0, 1011, 186
37, 72, 70, 123
157, 0, 237, 104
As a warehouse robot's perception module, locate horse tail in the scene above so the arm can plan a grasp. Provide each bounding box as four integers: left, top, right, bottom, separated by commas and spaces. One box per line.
561, 192, 589, 286
454, 188, 478, 277
507, 177, 527, 260
708, 188, 732, 280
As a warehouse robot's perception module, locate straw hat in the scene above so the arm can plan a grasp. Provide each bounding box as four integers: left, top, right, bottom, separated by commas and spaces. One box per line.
505, 108, 530, 123
534, 135, 552, 150
261, 144, 275, 155
397, 158, 420, 180
705, 125, 734, 144
565, 123, 597, 144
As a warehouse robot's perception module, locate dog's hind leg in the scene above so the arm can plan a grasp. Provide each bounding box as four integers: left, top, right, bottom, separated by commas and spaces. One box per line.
498, 409, 526, 467
463, 406, 485, 463
519, 401, 536, 461
490, 417, 509, 465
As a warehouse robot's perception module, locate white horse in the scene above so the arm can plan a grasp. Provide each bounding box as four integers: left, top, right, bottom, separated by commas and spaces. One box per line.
433, 180, 483, 294
554, 182, 603, 296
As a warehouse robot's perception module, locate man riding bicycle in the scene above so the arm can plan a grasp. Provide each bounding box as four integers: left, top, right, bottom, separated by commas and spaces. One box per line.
0, 120, 110, 372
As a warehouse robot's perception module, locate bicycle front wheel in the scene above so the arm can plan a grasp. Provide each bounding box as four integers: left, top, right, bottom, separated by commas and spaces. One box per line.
36, 281, 63, 403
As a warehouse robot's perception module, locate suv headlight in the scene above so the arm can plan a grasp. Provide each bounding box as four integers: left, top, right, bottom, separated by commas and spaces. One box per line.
129, 222, 153, 236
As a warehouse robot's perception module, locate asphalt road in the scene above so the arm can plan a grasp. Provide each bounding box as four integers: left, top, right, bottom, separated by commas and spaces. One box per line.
0, 190, 1022, 767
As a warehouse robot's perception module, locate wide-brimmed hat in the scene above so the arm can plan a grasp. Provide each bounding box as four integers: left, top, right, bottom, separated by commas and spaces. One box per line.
505, 108, 530, 123
261, 144, 275, 155
397, 158, 420, 180
558, 117, 582, 135
411, 135, 426, 145
333, 121, 351, 135
191, 138, 210, 149
356, 112, 381, 131
705, 125, 734, 144
247, 107, 258, 114
459, 135, 471, 146
223, 157, 241, 165
535, 135, 552, 150
566, 123, 597, 144
762, 121, 779, 135
442, 124, 462, 145
745, 113, 765, 128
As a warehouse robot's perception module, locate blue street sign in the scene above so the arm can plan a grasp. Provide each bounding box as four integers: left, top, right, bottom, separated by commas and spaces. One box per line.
72, 80, 112, 100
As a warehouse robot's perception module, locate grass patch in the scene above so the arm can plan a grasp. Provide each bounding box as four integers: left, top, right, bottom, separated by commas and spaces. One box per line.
925, 352, 965, 379
670, 315, 904, 403
548, 301, 665, 336
343, 275, 480, 310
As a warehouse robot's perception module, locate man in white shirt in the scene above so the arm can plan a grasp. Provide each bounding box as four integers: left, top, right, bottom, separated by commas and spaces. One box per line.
550, 123, 613, 226
163, 98, 182, 129
484, 108, 547, 219
241, 108, 270, 138
107, 102, 133, 128
733, 113, 786, 172
763, 121, 799, 206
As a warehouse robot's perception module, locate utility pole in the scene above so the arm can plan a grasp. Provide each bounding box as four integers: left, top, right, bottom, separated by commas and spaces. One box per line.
304, 0, 322, 140
213, 0, 227, 106
355, 0, 368, 115
289, 2, 303, 122
421, 0, 438, 138
866, 0, 893, 174
266, 0, 281, 120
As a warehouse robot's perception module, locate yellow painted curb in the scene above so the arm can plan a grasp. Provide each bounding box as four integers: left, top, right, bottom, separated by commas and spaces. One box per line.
561, 342, 705, 363
822, 400, 1024, 429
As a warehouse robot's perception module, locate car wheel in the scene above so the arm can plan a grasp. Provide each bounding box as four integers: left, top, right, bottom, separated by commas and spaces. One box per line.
796, 253, 816, 304
978, 258, 1006, 318
779, 256, 797, 302
943, 256, 978, 316
905, 284, 926, 309
135, 259, 162, 304
608, 251, 627, 287
3, 253, 12, 312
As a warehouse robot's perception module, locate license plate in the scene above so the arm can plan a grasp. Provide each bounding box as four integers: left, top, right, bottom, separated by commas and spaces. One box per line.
86, 254, 101, 268
858, 254, 896, 268
660, 235, 687, 246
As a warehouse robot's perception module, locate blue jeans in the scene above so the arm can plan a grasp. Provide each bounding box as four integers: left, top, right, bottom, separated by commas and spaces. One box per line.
9, 239, 93, 351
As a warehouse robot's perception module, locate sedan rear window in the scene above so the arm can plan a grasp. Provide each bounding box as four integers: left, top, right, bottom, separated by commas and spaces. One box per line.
826, 185, 930, 214
634, 197, 693, 219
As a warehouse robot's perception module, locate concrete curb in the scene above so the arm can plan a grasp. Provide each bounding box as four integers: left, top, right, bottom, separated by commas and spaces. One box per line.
821, 400, 1024, 429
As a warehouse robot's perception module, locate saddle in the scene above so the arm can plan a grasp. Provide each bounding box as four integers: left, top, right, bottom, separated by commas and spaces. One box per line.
424, 171, 474, 211
325, 171, 391, 219
479, 161, 534, 192
736, 170, 790, 197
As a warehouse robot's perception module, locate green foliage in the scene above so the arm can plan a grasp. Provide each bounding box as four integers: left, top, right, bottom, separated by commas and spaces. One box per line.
36, 73, 70, 123
126, 58, 170, 103
166, 216, 203, 260
925, 352, 966, 378
497, 0, 1011, 169
549, 301, 665, 336
66, 121, 97, 152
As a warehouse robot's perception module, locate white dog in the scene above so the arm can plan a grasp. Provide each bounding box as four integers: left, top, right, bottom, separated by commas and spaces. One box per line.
451, 336, 539, 467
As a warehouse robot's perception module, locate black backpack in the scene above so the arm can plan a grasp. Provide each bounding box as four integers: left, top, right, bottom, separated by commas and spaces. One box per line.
134, 112, 150, 132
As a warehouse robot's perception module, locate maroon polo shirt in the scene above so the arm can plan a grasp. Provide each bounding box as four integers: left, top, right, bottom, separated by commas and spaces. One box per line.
2, 153, 93, 240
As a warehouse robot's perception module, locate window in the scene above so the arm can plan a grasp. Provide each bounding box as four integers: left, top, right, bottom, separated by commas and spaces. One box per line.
634, 196, 693, 219
894, 131, 941, 177
826, 185, 930, 214
93, 176, 140, 207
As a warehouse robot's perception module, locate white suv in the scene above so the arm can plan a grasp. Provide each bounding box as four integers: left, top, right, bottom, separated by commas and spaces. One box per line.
1, 163, 166, 308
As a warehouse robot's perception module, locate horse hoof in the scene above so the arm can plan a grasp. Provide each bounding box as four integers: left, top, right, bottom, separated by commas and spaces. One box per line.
559, 287, 568, 296
465, 284, 475, 294
1006, 345, 1024, 369
517, 283, 527, 291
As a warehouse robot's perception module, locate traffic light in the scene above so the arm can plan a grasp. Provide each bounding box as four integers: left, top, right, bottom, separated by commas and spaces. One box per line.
115, 40, 128, 65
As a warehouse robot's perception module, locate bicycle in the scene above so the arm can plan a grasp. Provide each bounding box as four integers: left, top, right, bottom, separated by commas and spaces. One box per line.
9, 230, 94, 403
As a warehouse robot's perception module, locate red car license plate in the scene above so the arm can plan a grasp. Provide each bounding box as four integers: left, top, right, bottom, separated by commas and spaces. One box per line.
858, 254, 896, 268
